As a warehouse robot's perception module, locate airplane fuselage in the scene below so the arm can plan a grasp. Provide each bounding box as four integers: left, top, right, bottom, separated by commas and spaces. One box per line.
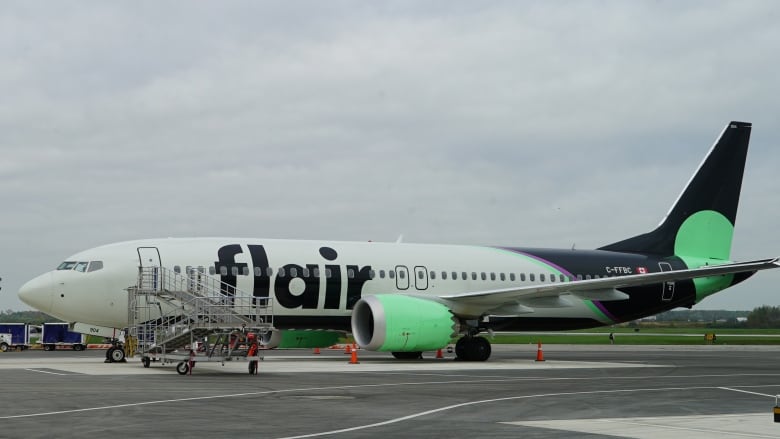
21, 237, 739, 332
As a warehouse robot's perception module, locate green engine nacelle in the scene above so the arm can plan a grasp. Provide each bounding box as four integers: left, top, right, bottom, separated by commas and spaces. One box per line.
261, 330, 342, 349
351, 295, 459, 352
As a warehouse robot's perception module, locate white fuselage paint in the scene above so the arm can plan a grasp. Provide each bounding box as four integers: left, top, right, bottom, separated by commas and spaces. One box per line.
19, 238, 605, 330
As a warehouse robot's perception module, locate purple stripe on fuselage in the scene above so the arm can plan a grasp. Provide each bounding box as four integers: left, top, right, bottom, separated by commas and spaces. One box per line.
496, 247, 575, 278
496, 247, 619, 323
592, 300, 620, 323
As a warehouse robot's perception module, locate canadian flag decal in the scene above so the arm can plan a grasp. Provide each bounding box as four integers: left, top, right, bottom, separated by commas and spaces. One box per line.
637, 267, 648, 274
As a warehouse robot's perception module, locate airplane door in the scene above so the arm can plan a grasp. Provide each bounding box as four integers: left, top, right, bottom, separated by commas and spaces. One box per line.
138, 247, 162, 291
659, 262, 675, 301
414, 266, 428, 290
395, 265, 410, 290
138, 247, 161, 267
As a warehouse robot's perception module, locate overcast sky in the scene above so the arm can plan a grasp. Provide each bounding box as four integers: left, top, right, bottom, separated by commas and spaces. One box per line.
1, 1, 779, 312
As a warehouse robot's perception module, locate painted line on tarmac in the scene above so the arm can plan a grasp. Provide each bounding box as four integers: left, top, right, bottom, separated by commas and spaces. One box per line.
273, 385, 775, 439
0, 377, 622, 420
3, 372, 780, 423
718, 387, 776, 398
23, 368, 71, 376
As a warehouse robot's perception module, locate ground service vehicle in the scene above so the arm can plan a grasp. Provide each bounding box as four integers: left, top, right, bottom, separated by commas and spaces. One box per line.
0, 323, 32, 352
41, 322, 87, 351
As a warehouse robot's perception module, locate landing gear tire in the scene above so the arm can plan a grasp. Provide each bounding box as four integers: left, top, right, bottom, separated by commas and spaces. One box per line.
455, 337, 467, 359
248, 361, 258, 375
391, 351, 423, 360
176, 362, 189, 375
108, 347, 126, 363
142, 357, 151, 368
455, 336, 491, 362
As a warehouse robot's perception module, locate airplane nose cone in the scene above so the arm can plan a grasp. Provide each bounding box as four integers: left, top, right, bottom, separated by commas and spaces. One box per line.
18, 273, 54, 314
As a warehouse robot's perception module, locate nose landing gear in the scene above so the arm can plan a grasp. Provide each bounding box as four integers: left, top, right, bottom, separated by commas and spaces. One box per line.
104, 340, 127, 363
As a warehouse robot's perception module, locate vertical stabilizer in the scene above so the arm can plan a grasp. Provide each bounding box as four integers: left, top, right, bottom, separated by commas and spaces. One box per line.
599, 121, 752, 260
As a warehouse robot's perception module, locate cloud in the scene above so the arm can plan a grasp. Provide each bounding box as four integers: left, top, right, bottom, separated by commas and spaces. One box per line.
1, 1, 779, 311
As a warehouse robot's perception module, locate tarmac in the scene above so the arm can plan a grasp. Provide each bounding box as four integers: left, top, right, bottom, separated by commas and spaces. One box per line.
1, 344, 779, 438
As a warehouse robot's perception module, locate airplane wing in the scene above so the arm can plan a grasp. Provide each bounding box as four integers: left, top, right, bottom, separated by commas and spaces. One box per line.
435, 257, 779, 314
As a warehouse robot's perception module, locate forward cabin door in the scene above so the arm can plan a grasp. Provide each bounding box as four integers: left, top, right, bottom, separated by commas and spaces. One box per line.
137, 247, 162, 291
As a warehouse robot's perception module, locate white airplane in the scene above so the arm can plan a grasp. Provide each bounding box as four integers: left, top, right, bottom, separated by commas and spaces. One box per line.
18, 121, 779, 362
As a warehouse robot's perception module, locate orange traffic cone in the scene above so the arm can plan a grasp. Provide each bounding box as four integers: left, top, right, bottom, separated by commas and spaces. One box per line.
535, 341, 545, 362
349, 348, 360, 364
313, 347, 320, 354
436, 349, 444, 359
345, 344, 352, 355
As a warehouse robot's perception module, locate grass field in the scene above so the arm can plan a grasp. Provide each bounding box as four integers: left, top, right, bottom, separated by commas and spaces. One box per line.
491, 327, 780, 345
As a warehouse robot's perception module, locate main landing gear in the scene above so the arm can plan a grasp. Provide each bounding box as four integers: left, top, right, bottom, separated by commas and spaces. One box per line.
455, 336, 491, 362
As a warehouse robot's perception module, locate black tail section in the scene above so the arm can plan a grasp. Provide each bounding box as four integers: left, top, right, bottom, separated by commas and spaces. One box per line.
599, 121, 752, 256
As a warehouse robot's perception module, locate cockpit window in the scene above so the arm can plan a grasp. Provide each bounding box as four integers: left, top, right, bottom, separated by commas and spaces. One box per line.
74, 262, 89, 272
57, 260, 104, 272
57, 261, 77, 270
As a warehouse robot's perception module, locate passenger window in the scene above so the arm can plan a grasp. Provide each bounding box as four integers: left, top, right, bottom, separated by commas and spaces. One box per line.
529, 274, 535, 282
399, 270, 405, 279
418, 270, 424, 280
430, 271, 436, 280
379, 270, 385, 279
461, 272, 467, 280
87, 261, 104, 272
577, 274, 583, 280
348, 268, 355, 279
441, 271, 447, 280
560, 274, 566, 282
313, 268, 320, 278
220, 266, 228, 276
290, 267, 298, 277
540, 273, 545, 282
586, 274, 592, 280
369, 269, 375, 279
389, 270, 395, 279
325, 268, 332, 278
510, 273, 515, 281
266, 267, 274, 277
174, 265, 181, 274
209, 266, 216, 275
521, 273, 526, 281
452, 272, 457, 280
278, 267, 286, 278
500, 273, 505, 281
481, 272, 486, 281
471, 272, 477, 281
255, 267, 263, 276
243, 266, 250, 276
491, 273, 496, 281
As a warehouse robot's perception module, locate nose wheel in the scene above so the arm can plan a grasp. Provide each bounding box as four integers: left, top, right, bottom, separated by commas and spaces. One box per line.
105, 346, 127, 363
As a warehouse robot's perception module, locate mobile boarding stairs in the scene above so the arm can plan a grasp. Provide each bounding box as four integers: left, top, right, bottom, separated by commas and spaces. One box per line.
128, 266, 274, 374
